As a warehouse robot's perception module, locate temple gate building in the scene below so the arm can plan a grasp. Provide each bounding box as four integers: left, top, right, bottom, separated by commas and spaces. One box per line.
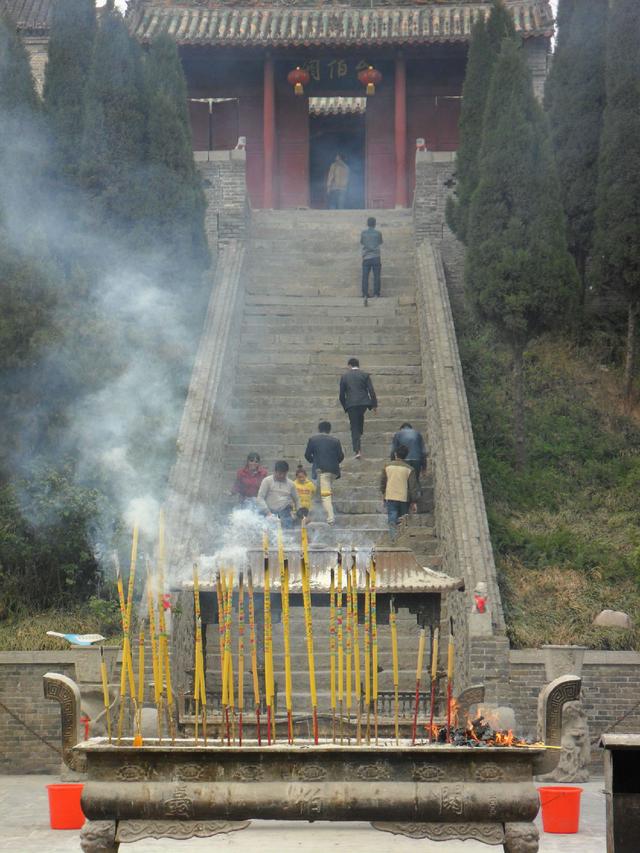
5, 0, 554, 209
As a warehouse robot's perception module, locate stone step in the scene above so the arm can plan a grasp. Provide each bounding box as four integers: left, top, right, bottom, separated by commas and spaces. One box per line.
241, 317, 416, 329
232, 395, 426, 409
237, 351, 422, 368
238, 338, 421, 353
228, 416, 427, 432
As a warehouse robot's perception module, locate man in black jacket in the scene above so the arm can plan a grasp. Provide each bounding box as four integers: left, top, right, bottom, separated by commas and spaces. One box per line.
304, 421, 345, 525
339, 357, 378, 459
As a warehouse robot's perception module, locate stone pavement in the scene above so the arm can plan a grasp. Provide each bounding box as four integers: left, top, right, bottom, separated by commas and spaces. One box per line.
0, 776, 606, 852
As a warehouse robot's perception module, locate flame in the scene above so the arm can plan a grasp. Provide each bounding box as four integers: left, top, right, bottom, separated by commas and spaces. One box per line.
494, 730, 515, 746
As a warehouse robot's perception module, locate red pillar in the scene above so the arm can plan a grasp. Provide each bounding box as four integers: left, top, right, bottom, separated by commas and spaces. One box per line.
394, 53, 408, 208
263, 53, 275, 209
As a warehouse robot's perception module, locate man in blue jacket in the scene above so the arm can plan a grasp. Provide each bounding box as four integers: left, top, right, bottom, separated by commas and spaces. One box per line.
390, 422, 428, 483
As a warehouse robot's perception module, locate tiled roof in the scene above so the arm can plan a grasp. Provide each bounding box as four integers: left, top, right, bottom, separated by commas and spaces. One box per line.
309, 96, 366, 116
1, 0, 53, 34
129, 2, 554, 47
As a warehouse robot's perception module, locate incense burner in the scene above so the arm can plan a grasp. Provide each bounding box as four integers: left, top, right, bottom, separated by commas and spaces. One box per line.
45, 672, 580, 852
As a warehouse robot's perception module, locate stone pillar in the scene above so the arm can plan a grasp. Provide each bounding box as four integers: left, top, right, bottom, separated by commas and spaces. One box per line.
263, 53, 276, 209
394, 53, 408, 208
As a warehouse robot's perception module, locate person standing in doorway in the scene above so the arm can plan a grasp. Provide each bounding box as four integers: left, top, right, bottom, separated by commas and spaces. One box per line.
326, 153, 350, 209
304, 421, 345, 526
380, 445, 419, 540
390, 423, 428, 485
339, 357, 377, 459
360, 216, 383, 305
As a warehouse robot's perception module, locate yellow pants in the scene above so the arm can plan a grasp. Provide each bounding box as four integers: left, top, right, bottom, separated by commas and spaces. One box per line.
319, 471, 336, 524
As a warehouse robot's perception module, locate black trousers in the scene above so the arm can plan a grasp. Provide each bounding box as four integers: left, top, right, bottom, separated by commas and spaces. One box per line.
362, 259, 381, 297
347, 405, 368, 452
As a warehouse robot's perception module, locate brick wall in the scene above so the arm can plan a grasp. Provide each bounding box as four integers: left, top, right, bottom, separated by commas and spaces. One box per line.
508, 651, 640, 764
0, 653, 76, 774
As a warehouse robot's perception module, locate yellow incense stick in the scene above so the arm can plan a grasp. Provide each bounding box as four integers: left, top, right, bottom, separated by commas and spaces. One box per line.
416, 627, 426, 680
225, 572, 234, 713
100, 646, 112, 743
364, 570, 371, 708
431, 626, 440, 681
157, 512, 174, 739
146, 564, 161, 707
337, 556, 344, 709
278, 524, 293, 727
390, 598, 399, 744
137, 630, 145, 705
247, 569, 261, 712
237, 572, 245, 717
351, 557, 360, 703
216, 573, 226, 709
346, 569, 352, 717
447, 632, 455, 680
371, 557, 378, 743
301, 550, 317, 714
329, 568, 336, 719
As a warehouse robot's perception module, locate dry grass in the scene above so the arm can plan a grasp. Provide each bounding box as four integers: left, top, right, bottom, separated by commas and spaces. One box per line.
500, 558, 640, 650
0, 607, 121, 651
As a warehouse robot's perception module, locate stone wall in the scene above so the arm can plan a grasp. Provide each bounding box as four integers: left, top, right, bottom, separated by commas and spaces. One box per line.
0, 653, 76, 774
195, 151, 248, 249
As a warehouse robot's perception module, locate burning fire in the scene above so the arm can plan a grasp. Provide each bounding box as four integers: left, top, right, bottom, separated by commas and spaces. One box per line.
425, 703, 540, 748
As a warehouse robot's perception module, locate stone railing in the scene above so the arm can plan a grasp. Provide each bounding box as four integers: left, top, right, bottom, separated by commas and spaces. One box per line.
415, 241, 504, 637
195, 150, 248, 248
165, 239, 247, 574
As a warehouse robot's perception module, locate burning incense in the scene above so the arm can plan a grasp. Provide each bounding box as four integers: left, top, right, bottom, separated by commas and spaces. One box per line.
300, 523, 318, 743
193, 563, 207, 744
157, 512, 175, 742
345, 567, 352, 741
390, 597, 399, 744
329, 567, 336, 742
225, 571, 235, 744
247, 568, 262, 744
283, 558, 294, 743
278, 523, 294, 743
336, 552, 344, 744
263, 533, 275, 744
100, 646, 112, 743
146, 560, 162, 739
216, 572, 226, 743
350, 556, 361, 744
411, 626, 426, 744
114, 543, 137, 743
370, 557, 378, 744
446, 618, 455, 744
428, 626, 439, 743
134, 629, 145, 746
237, 571, 245, 746
364, 569, 371, 744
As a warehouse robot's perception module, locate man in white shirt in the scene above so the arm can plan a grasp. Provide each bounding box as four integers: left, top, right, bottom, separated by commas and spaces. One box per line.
256, 460, 300, 528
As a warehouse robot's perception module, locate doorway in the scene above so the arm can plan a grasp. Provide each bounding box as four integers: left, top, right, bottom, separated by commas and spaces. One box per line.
309, 109, 365, 209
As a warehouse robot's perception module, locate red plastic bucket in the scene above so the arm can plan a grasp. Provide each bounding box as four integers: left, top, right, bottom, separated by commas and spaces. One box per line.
538, 786, 583, 833
46, 783, 85, 830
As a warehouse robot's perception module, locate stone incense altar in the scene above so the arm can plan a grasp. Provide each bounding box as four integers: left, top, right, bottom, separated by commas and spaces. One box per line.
45, 671, 581, 853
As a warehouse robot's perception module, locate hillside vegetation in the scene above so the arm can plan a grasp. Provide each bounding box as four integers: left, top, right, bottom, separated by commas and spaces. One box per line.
458, 327, 640, 649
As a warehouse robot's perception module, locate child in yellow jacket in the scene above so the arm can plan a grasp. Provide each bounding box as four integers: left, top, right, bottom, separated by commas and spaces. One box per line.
294, 465, 316, 518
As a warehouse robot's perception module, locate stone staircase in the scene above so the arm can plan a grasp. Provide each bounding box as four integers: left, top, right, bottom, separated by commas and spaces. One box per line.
224, 208, 439, 564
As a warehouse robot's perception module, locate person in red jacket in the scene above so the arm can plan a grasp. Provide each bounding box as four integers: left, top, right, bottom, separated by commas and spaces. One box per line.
233, 452, 268, 506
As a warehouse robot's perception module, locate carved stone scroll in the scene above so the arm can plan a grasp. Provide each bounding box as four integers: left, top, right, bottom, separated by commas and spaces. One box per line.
116, 820, 250, 842
43, 672, 87, 773
372, 821, 504, 844
533, 674, 581, 776
80, 820, 118, 853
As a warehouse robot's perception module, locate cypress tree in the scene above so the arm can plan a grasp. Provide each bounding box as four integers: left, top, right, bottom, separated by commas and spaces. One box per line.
446, 1, 515, 243
0, 10, 42, 216
143, 34, 209, 276
466, 38, 579, 468
592, 0, 640, 401
43, 0, 96, 181
545, 0, 607, 303
79, 10, 147, 240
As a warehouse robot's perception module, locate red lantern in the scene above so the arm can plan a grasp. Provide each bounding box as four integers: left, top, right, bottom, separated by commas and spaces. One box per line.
287, 66, 310, 96
358, 65, 382, 95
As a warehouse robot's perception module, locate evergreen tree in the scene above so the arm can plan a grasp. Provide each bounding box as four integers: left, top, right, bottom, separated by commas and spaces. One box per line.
592, 0, 640, 401
446, 1, 515, 243
545, 0, 607, 303
79, 10, 147, 240
43, 0, 96, 181
143, 34, 209, 276
466, 38, 579, 468
0, 10, 42, 218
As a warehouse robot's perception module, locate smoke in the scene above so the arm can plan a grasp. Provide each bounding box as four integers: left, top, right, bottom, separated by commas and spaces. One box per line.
0, 28, 206, 572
